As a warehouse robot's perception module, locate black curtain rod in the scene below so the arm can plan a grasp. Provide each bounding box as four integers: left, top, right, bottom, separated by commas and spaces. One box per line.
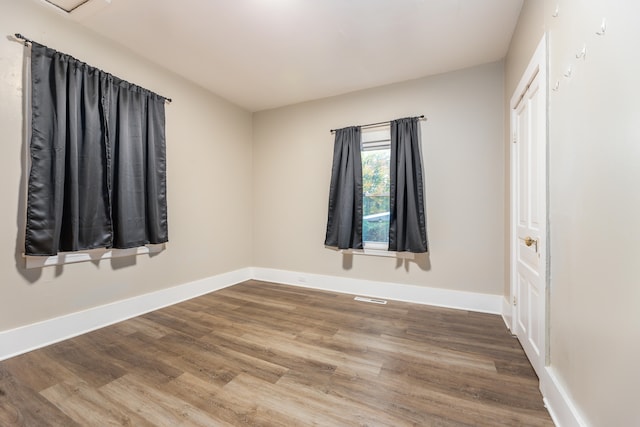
14, 33, 172, 104
330, 115, 426, 134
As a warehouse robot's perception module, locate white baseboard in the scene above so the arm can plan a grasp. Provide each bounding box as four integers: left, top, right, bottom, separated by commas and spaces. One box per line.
500, 297, 586, 426
541, 366, 589, 427
0, 268, 252, 361
501, 296, 513, 331
251, 267, 503, 314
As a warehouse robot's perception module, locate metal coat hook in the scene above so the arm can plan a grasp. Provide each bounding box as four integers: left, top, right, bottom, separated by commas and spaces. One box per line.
564, 66, 572, 78
552, 5, 559, 17
552, 81, 560, 92
576, 44, 587, 60
596, 18, 606, 36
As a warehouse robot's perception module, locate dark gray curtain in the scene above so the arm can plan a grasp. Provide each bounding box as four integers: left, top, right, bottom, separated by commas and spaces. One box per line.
389, 117, 428, 253
324, 126, 363, 249
25, 42, 168, 256
103, 79, 168, 249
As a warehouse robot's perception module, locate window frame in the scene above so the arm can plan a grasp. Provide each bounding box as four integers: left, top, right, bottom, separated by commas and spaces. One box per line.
354, 125, 413, 259
361, 126, 391, 251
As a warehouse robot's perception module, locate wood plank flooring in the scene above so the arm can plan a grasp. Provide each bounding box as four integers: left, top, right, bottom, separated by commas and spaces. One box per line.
0, 280, 554, 426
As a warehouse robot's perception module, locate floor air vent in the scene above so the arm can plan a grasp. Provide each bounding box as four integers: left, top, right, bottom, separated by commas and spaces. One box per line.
354, 296, 387, 305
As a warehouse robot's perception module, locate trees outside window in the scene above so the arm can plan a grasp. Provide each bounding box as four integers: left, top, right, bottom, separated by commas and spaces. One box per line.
361, 128, 390, 246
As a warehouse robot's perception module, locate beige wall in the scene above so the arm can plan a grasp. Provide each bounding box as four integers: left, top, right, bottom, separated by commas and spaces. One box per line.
545, 1, 640, 425
504, 0, 546, 99
506, 1, 640, 425
0, 0, 253, 330
253, 62, 505, 296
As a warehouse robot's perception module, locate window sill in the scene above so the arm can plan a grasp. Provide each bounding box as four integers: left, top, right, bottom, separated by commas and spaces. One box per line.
341, 247, 415, 259
23, 244, 165, 269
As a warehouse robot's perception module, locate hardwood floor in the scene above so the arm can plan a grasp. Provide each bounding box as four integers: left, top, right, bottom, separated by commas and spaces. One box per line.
0, 280, 554, 426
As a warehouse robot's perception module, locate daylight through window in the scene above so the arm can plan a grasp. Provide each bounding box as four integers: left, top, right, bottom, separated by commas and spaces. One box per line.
361, 126, 391, 249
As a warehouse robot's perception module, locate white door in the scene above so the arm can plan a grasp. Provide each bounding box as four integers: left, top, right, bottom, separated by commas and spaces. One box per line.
510, 37, 547, 377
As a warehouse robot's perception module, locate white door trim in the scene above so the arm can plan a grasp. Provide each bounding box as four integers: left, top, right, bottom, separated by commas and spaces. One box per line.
509, 35, 549, 368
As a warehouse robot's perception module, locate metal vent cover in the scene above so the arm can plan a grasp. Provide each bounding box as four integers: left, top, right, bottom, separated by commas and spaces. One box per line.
354, 296, 388, 305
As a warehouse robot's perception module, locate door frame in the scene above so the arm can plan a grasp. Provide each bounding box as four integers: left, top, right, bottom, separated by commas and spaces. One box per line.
509, 35, 549, 367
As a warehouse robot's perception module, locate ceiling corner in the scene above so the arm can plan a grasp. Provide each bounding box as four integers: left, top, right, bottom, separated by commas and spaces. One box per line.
41, 0, 111, 20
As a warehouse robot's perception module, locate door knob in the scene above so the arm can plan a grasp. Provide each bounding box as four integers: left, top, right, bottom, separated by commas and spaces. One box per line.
519, 236, 538, 252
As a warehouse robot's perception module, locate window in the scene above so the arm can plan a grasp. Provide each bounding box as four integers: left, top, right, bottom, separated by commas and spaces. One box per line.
325, 117, 426, 255
24, 41, 168, 259
361, 126, 391, 250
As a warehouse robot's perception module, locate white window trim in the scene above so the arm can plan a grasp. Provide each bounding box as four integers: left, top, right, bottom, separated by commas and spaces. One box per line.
23, 244, 165, 269
342, 246, 415, 259
363, 241, 389, 251
361, 126, 394, 256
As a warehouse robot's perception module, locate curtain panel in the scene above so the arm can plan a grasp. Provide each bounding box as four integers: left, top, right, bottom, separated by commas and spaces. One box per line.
25, 42, 168, 256
324, 126, 363, 249
389, 117, 428, 253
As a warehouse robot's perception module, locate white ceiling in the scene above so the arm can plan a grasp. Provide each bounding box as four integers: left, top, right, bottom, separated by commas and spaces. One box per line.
61, 0, 523, 112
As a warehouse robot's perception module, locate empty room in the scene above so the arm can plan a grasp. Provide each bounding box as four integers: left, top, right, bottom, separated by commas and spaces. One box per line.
0, 0, 637, 426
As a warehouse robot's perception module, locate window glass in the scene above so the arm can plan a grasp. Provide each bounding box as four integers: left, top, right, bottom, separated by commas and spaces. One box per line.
361, 127, 390, 248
